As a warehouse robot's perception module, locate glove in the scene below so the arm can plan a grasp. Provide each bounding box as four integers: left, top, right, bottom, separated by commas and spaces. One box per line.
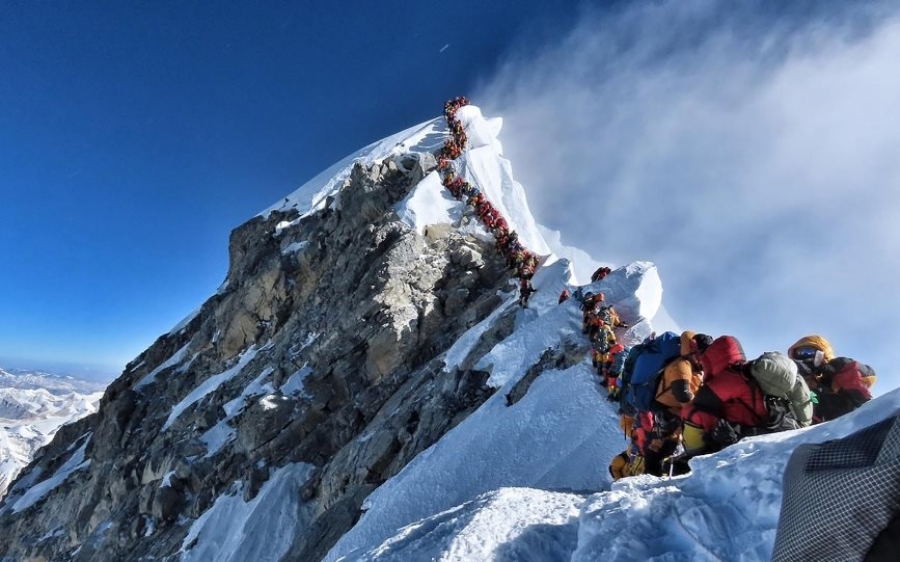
710, 419, 742, 446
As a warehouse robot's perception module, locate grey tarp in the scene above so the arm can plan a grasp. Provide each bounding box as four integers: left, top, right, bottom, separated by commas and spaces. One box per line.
772, 414, 900, 561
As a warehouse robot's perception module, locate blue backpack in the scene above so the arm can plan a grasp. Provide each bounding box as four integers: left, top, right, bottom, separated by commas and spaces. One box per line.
623, 331, 682, 412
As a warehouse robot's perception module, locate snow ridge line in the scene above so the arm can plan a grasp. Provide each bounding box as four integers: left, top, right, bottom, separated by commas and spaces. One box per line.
437, 97, 540, 281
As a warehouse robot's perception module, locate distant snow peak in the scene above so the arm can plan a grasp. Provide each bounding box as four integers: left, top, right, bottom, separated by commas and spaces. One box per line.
0, 371, 102, 499
0, 368, 106, 396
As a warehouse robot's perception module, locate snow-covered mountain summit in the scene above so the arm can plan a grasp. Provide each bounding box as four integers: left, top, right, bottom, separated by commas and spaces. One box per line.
0, 102, 889, 562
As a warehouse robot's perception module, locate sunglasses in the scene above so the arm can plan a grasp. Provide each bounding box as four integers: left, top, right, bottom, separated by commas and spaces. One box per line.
792, 346, 820, 360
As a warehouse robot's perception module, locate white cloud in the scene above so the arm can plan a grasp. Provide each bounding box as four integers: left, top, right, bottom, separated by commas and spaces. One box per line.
476, 0, 900, 391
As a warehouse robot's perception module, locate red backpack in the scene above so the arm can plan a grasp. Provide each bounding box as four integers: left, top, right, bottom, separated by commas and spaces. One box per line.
699, 336, 746, 380
824, 358, 875, 399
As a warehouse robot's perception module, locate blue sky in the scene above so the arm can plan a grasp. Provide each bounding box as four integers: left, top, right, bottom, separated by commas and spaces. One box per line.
0, 0, 579, 378
2, 0, 898, 390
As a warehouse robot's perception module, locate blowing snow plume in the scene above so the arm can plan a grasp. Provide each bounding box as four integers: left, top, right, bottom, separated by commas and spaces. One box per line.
475, 0, 900, 390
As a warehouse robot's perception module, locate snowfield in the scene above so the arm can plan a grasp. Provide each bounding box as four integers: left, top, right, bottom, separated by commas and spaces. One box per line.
355, 488, 584, 562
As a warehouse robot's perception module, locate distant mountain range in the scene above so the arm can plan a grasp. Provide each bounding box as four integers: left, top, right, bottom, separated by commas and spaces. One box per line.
0, 359, 117, 384
0, 367, 106, 498
0, 367, 108, 396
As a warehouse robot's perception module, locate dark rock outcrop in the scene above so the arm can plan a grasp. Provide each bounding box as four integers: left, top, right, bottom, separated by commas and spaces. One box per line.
0, 153, 517, 561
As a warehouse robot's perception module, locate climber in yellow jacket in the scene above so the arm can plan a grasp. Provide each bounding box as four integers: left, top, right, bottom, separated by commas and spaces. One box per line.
655, 331, 712, 416
657, 331, 713, 461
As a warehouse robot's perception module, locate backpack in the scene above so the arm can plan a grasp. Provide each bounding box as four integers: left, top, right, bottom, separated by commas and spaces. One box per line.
609, 345, 629, 377
821, 357, 876, 398
594, 325, 615, 354
581, 293, 595, 311
750, 351, 813, 427
599, 305, 619, 327
762, 395, 803, 432
698, 336, 745, 379
618, 343, 646, 416
623, 332, 682, 413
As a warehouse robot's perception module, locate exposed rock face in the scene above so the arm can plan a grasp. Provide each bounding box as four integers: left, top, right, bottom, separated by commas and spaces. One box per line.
0, 154, 517, 561
505, 342, 585, 407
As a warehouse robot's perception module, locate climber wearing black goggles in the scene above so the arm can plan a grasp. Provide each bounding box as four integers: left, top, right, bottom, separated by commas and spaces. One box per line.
791, 346, 820, 361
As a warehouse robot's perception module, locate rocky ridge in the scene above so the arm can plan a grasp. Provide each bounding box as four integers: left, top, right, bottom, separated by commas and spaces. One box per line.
0, 103, 660, 562
0, 139, 526, 561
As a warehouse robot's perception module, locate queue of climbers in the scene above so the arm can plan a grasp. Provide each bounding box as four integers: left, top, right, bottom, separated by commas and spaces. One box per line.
603, 330, 877, 480
580, 291, 629, 387
554, 285, 633, 408
440, 97, 540, 306
559, 285, 632, 401
439, 98, 878, 483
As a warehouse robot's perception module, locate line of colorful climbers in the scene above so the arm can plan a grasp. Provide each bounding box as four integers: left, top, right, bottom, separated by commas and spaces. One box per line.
559, 267, 630, 391
440, 100, 877, 482
559, 277, 878, 481
603, 330, 877, 480
439, 97, 540, 306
